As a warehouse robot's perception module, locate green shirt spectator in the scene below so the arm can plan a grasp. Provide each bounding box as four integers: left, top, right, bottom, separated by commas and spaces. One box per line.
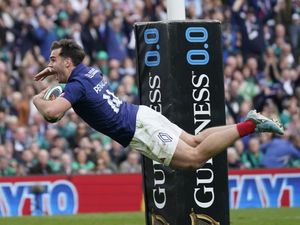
241, 137, 264, 168
72, 149, 95, 174
0, 156, 16, 176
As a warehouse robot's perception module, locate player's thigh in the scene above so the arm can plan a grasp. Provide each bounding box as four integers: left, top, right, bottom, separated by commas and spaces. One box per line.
170, 139, 199, 169
130, 106, 182, 166
179, 130, 199, 147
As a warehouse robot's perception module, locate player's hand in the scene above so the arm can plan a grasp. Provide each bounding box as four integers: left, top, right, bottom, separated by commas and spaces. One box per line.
33, 88, 49, 101
34, 67, 56, 81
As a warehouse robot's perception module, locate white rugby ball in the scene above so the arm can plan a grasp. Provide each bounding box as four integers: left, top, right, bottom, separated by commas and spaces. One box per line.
43, 84, 66, 123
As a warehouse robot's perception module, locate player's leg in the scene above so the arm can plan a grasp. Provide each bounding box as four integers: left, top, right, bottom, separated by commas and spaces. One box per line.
180, 124, 237, 147
170, 125, 240, 169
170, 110, 284, 169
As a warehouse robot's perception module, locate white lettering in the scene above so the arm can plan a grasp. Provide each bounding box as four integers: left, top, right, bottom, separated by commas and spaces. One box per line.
153, 187, 166, 209
85, 68, 99, 78
149, 73, 162, 114
192, 72, 214, 207
93, 80, 107, 94
194, 186, 215, 208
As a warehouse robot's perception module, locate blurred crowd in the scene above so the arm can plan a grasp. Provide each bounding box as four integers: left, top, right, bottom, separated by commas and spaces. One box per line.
0, 0, 300, 176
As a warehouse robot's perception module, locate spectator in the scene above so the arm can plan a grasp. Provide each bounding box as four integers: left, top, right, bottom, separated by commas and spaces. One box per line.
0, 107, 5, 144
109, 140, 127, 166
29, 149, 53, 175
275, 0, 300, 58
12, 126, 30, 162
238, 65, 260, 102
34, 14, 58, 61
227, 147, 243, 169
39, 128, 58, 149
261, 134, 300, 168
121, 75, 138, 103
51, 135, 69, 152
70, 0, 88, 14
55, 112, 77, 140
94, 50, 109, 75
232, 0, 267, 63
59, 153, 75, 175
0, 144, 5, 158
68, 122, 89, 148
80, 10, 107, 63
72, 149, 95, 174
119, 150, 142, 173
20, 149, 34, 174
241, 137, 264, 168
107, 67, 121, 92
98, 150, 118, 173
0, 156, 16, 176
54, 11, 69, 38
286, 112, 300, 137
95, 158, 113, 174
49, 147, 63, 173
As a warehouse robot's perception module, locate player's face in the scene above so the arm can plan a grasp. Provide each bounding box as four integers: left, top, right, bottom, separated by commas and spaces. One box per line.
49, 48, 69, 83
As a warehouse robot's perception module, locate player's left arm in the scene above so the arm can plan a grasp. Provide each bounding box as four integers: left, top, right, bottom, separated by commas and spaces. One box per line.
33, 90, 72, 119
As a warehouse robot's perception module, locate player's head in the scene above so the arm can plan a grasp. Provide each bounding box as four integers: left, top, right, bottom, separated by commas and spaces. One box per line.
49, 39, 85, 82
51, 39, 85, 65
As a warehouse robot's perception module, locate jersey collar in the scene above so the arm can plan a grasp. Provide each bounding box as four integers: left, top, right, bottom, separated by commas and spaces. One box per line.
68, 63, 86, 82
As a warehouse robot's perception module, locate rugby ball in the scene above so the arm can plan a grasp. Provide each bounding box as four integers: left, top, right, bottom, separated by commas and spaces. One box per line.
43, 83, 66, 100
43, 84, 66, 123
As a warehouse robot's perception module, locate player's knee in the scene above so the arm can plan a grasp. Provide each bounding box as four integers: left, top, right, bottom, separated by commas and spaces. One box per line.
187, 136, 200, 148
181, 131, 200, 147
192, 136, 201, 146
187, 151, 206, 169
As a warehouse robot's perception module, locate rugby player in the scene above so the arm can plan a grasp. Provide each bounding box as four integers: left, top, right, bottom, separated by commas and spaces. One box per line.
33, 39, 284, 169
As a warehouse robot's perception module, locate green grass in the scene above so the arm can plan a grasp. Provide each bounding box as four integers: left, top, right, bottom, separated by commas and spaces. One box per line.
230, 208, 300, 225
0, 212, 144, 225
0, 208, 299, 225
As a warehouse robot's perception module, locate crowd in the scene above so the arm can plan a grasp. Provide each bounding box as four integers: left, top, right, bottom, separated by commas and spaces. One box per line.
0, 0, 300, 176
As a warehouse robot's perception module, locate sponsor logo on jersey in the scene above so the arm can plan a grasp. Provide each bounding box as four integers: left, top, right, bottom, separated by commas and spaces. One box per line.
85, 68, 98, 78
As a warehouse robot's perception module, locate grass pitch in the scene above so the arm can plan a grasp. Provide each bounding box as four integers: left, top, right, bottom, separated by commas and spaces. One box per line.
0, 208, 299, 225
230, 208, 300, 225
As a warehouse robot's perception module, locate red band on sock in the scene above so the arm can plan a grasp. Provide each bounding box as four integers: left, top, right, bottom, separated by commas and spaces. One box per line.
236, 120, 256, 137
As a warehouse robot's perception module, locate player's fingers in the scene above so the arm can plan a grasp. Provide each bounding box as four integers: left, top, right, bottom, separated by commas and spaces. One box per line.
34, 69, 49, 81
34, 73, 45, 81
37, 68, 54, 80
34, 68, 56, 81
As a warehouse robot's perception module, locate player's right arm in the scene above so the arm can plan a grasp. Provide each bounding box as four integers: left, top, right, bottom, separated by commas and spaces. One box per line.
33, 89, 71, 119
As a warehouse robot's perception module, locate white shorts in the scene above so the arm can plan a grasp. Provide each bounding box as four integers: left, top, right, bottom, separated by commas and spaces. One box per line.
129, 106, 182, 166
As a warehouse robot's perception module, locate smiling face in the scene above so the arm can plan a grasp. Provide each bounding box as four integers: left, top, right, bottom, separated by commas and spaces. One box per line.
49, 40, 85, 82
48, 48, 71, 83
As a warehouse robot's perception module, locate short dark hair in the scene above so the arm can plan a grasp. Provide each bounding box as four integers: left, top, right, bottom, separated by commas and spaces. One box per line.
51, 39, 85, 66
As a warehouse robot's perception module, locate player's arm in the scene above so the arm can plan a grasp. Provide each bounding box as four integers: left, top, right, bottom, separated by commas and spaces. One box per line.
33, 90, 72, 119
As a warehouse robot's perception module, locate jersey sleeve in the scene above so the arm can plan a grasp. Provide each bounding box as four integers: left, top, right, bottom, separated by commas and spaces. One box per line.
62, 80, 85, 105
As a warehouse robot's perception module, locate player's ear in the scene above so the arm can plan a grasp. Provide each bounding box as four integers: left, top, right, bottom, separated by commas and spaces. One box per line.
64, 58, 72, 68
